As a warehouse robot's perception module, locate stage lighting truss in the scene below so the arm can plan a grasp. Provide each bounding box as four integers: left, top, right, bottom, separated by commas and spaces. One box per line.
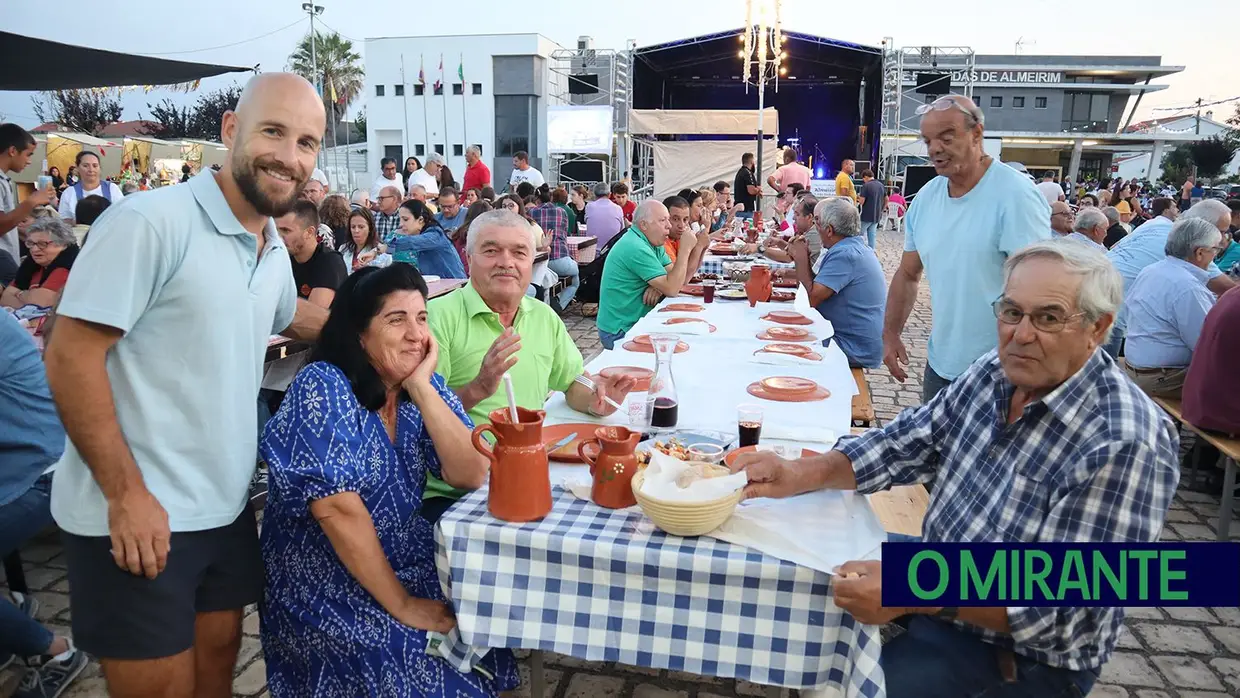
549, 41, 636, 186
879, 43, 976, 183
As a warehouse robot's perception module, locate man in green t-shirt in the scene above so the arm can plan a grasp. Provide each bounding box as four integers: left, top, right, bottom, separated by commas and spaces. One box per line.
597, 199, 708, 348
425, 209, 635, 522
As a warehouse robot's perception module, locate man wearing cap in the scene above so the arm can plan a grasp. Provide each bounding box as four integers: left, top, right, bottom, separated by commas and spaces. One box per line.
408, 152, 442, 198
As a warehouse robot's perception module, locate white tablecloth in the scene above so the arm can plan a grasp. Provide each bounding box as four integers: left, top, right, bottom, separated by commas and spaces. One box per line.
544, 295, 856, 441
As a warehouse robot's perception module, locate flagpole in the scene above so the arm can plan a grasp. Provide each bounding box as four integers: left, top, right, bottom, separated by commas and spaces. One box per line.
420, 54, 430, 164
439, 53, 449, 169
460, 53, 469, 157
344, 95, 352, 192
328, 78, 340, 186
400, 56, 412, 165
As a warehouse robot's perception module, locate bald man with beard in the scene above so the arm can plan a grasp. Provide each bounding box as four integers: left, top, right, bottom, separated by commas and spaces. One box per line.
43, 73, 328, 697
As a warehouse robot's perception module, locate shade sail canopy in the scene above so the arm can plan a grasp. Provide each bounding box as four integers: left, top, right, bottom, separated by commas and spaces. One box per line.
0, 31, 253, 91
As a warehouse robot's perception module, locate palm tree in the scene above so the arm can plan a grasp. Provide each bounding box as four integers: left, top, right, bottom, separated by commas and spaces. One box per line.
287, 30, 363, 141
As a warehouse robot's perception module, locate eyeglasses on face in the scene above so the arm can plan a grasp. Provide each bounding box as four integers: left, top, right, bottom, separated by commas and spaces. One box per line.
27, 239, 60, 250
993, 299, 1086, 333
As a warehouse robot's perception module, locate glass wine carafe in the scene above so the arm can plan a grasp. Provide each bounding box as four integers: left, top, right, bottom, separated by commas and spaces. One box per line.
646, 333, 680, 430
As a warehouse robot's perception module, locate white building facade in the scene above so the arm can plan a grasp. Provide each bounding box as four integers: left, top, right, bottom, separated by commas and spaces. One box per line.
1115, 113, 1240, 182
363, 33, 568, 191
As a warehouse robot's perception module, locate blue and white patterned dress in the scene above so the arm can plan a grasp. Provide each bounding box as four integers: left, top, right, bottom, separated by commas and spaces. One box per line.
258, 361, 519, 697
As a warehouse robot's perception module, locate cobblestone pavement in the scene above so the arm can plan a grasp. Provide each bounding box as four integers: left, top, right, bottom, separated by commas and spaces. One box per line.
4, 226, 1239, 697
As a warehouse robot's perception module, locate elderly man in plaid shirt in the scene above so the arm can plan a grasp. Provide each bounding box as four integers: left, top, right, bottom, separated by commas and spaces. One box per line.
733, 238, 1179, 697
528, 188, 578, 312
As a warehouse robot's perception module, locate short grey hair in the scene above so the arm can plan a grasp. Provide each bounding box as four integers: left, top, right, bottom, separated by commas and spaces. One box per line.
635, 199, 666, 227
1101, 206, 1120, 225
425, 152, 446, 166
350, 188, 369, 205
466, 145, 482, 156
1164, 217, 1222, 260
1074, 208, 1108, 233
1003, 238, 1123, 339
408, 184, 427, 197
120, 181, 140, 195
380, 185, 403, 199
813, 197, 861, 237
1182, 199, 1230, 231
465, 209, 536, 255
592, 182, 609, 199
27, 216, 76, 246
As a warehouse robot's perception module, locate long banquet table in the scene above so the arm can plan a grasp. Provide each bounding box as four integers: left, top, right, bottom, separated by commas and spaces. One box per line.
433, 294, 887, 697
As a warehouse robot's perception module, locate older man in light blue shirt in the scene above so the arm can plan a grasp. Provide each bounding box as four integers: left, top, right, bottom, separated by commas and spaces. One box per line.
1121, 217, 1224, 397
884, 95, 1050, 402
1066, 208, 1108, 251
1105, 199, 1235, 357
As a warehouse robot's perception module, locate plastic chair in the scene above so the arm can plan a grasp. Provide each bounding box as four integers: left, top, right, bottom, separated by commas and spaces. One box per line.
884, 202, 905, 231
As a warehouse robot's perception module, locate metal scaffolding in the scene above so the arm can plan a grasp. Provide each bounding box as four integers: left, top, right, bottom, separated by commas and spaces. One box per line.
547, 37, 634, 187
880, 43, 976, 183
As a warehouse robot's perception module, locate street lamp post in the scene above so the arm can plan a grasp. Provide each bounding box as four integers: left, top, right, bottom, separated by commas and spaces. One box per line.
741, 0, 784, 212
302, 2, 325, 171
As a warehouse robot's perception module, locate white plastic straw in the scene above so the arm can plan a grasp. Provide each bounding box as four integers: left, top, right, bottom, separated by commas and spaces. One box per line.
501, 373, 519, 423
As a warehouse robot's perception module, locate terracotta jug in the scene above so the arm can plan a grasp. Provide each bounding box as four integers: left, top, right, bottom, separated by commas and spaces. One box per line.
578, 426, 641, 509
472, 407, 553, 522
745, 264, 773, 307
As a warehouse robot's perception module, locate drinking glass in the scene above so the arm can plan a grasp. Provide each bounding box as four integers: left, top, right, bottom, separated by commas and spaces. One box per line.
737, 404, 764, 447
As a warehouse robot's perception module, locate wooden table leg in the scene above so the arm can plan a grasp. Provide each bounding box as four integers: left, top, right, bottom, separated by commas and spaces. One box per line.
529, 650, 546, 698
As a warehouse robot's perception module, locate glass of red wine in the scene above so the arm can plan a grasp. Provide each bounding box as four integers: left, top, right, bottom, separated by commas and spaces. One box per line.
737, 404, 764, 447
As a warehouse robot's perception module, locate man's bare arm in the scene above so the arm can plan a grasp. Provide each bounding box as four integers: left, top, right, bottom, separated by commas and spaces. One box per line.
306, 288, 335, 310
281, 298, 328, 342
44, 317, 143, 500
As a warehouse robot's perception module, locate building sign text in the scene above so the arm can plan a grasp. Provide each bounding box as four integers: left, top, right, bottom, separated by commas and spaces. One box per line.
907, 70, 1064, 85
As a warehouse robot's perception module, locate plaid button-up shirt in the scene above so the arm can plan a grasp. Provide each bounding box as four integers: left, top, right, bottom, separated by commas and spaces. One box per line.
374, 210, 402, 245
836, 348, 1179, 671
529, 203, 569, 260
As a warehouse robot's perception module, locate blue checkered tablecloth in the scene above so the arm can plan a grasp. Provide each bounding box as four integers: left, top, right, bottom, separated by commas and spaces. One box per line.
432, 487, 885, 695
698, 254, 795, 277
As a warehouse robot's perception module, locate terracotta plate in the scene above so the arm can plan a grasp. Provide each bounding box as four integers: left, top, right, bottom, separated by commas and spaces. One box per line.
753, 347, 823, 361
663, 317, 716, 332
680, 284, 705, 296
724, 445, 822, 467
598, 366, 654, 391
767, 326, 810, 340
770, 291, 795, 302
542, 423, 601, 463
623, 340, 690, 354
745, 381, 831, 403
659, 303, 704, 312
760, 342, 811, 355
762, 311, 813, 325
755, 329, 818, 342
773, 279, 798, 289
760, 376, 819, 395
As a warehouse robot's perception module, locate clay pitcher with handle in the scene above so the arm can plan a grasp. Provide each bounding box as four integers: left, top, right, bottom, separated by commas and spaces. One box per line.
578, 426, 641, 509
471, 407, 553, 522
745, 264, 773, 307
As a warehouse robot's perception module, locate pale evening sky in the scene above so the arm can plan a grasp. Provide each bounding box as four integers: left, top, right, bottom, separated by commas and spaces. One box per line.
4, 0, 1237, 129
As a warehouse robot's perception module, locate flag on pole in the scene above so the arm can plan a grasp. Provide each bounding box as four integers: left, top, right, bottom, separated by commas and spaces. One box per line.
418, 55, 426, 86
458, 55, 465, 83
329, 79, 338, 105
433, 54, 444, 91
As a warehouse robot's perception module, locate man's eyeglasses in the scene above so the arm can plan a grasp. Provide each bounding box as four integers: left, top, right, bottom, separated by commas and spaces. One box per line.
993, 299, 1085, 333
1051, 211, 1073, 218
377, 194, 397, 201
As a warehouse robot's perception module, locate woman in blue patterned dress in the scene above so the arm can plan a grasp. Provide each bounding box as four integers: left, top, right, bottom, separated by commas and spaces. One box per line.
258, 264, 518, 697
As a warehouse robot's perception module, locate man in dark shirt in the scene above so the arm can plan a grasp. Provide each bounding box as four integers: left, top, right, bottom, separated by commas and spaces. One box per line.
1102, 206, 1127, 249
733, 152, 759, 216
276, 199, 346, 309
857, 169, 886, 248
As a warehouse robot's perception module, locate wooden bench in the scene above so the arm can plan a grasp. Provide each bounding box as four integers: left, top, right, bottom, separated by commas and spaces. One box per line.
850, 427, 930, 537
851, 367, 876, 427
1152, 397, 1240, 540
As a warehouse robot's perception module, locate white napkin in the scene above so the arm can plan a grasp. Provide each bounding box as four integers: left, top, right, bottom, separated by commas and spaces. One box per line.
758, 425, 838, 445
639, 450, 747, 503
655, 322, 712, 336
559, 475, 641, 514
748, 351, 824, 367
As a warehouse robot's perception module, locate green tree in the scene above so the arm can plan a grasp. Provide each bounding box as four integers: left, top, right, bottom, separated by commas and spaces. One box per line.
352, 108, 366, 141
1159, 146, 1192, 185
287, 30, 363, 144
1186, 136, 1240, 180
31, 89, 123, 136
142, 85, 242, 141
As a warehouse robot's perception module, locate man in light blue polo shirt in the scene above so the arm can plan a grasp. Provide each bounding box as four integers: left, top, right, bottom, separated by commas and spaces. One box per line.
883, 95, 1051, 402
788, 197, 886, 367
43, 73, 327, 696
1105, 199, 1234, 358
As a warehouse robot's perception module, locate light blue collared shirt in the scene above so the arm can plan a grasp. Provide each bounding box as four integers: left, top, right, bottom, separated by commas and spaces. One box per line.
1123, 257, 1216, 369
1065, 232, 1106, 251
1107, 216, 1223, 333
51, 171, 298, 535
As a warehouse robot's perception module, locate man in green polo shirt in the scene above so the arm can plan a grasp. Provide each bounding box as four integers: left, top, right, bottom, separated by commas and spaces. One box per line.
597, 199, 707, 348
426, 209, 635, 522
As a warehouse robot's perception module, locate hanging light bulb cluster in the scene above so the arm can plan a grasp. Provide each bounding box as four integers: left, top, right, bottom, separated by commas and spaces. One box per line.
741, 0, 785, 92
